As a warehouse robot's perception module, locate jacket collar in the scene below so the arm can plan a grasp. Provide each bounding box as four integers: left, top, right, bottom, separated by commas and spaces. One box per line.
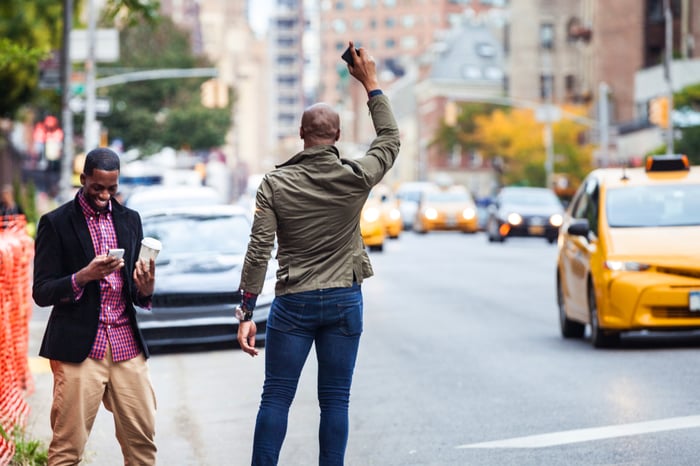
276, 144, 339, 168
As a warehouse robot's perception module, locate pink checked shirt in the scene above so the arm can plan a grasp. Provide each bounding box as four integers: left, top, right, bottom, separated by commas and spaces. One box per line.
71, 191, 141, 362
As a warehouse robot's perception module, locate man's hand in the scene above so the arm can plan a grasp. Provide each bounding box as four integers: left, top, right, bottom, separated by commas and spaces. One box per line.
75, 254, 124, 286
134, 258, 155, 297
345, 41, 379, 93
237, 321, 259, 357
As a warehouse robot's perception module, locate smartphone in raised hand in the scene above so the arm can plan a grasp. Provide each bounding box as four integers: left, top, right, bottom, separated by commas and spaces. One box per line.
341, 44, 359, 66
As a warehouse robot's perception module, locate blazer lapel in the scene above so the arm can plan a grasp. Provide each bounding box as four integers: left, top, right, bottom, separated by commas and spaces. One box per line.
70, 197, 96, 259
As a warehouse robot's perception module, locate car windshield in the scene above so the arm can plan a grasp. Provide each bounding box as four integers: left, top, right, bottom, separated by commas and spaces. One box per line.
424, 191, 471, 203
501, 189, 561, 207
606, 184, 700, 227
142, 214, 251, 258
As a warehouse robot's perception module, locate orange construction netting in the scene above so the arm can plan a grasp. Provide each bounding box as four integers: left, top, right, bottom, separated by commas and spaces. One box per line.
0, 215, 34, 464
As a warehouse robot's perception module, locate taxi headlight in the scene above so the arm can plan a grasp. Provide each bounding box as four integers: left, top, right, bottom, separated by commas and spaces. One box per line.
604, 261, 651, 272
549, 214, 563, 227
389, 208, 401, 220
424, 208, 438, 220
462, 208, 476, 220
363, 207, 380, 222
507, 213, 522, 225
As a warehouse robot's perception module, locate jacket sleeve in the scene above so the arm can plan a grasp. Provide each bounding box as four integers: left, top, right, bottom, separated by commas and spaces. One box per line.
32, 213, 78, 307
239, 177, 277, 294
352, 94, 401, 188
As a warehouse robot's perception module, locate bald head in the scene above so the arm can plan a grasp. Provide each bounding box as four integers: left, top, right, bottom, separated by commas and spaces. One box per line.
300, 103, 340, 148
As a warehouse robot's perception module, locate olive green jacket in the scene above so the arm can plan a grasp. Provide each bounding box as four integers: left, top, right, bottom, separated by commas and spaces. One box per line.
239, 94, 400, 295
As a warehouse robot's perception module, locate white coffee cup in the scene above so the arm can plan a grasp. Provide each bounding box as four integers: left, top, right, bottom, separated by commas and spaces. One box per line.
138, 237, 162, 263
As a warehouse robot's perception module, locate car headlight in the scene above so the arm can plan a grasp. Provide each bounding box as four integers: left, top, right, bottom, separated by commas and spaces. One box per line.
389, 208, 401, 220
549, 214, 563, 227
363, 207, 380, 222
507, 213, 522, 225
424, 207, 438, 220
604, 261, 651, 272
462, 208, 476, 220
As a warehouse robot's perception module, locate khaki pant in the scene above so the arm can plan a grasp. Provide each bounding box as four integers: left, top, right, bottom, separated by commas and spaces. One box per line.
48, 344, 157, 465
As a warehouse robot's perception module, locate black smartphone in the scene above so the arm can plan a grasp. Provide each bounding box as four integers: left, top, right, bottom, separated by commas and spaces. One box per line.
341, 45, 359, 66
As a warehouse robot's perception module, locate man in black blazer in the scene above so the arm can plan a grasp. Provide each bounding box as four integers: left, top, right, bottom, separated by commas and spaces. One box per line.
33, 147, 157, 465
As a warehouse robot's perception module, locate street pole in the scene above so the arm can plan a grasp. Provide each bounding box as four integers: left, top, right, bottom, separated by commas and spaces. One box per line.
543, 50, 554, 188
59, 0, 75, 201
84, 0, 98, 152
598, 82, 610, 166
664, 0, 675, 154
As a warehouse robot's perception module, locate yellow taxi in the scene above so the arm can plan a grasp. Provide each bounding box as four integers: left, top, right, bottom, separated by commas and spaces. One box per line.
368, 185, 402, 239
360, 197, 386, 252
556, 154, 700, 347
413, 185, 478, 234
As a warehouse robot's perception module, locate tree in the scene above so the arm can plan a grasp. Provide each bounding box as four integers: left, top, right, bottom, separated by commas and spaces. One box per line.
99, 16, 232, 151
673, 82, 700, 164
431, 102, 594, 188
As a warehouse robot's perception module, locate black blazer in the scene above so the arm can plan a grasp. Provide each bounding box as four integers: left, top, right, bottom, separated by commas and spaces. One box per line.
33, 194, 150, 362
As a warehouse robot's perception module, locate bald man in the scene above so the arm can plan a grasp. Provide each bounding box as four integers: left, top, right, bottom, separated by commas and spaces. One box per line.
237, 42, 400, 465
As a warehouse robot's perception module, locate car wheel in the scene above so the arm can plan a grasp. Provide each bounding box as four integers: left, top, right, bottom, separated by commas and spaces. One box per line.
588, 282, 619, 348
558, 275, 585, 339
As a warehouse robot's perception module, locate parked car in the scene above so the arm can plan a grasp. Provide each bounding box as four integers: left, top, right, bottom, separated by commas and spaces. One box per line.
395, 181, 438, 230
413, 186, 479, 234
486, 186, 564, 243
557, 154, 700, 348
124, 185, 222, 215
135, 204, 276, 349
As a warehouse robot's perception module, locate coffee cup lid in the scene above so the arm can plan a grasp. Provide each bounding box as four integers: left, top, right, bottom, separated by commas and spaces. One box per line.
142, 237, 162, 250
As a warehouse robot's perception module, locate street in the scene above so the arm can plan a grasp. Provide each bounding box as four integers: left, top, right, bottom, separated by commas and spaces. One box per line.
26, 231, 700, 466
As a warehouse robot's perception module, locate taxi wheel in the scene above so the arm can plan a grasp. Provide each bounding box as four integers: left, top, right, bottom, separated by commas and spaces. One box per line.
588, 283, 620, 348
557, 276, 584, 338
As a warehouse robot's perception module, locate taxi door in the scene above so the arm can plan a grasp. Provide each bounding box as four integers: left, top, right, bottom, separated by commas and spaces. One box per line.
559, 179, 600, 322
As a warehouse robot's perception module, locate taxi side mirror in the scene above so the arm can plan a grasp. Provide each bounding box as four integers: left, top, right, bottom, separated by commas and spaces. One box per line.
567, 218, 590, 237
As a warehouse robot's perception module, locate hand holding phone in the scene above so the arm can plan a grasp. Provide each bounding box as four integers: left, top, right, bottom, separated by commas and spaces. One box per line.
341, 44, 359, 66
108, 248, 125, 259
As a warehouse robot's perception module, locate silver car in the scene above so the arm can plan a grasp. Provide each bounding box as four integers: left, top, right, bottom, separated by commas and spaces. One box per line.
135, 204, 276, 349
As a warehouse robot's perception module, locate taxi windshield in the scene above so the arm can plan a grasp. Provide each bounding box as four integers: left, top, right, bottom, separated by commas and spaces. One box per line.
424, 190, 471, 203
606, 184, 700, 227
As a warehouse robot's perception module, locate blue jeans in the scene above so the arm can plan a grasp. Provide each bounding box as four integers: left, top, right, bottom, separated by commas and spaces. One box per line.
252, 283, 363, 466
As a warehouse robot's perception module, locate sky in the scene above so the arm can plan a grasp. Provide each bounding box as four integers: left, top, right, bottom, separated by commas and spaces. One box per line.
249, 0, 273, 36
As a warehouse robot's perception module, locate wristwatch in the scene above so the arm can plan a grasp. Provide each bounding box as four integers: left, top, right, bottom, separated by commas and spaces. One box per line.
235, 306, 253, 322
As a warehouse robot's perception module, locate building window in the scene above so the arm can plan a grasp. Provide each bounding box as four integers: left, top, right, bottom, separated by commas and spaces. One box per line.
335, 1, 345, 10
383, 0, 397, 6
540, 74, 554, 100
539, 23, 554, 50
385, 17, 396, 28
401, 36, 418, 49
333, 19, 347, 33
385, 38, 396, 48
402, 15, 416, 28
352, 0, 365, 8
369, 18, 377, 29
353, 19, 364, 30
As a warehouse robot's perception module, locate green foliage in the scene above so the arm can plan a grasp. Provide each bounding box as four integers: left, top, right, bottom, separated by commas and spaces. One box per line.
0, 424, 48, 466
101, 16, 232, 151
675, 125, 700, 164
674, 82, 700, 110
0, 0, 63, 117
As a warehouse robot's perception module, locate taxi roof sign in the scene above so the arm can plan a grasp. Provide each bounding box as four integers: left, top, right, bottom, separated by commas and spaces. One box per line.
645, 154, 689, 172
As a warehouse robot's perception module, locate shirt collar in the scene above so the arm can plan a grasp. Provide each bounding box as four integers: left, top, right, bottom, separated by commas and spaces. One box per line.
77, 188, 112, 217
276, 145, 340, 168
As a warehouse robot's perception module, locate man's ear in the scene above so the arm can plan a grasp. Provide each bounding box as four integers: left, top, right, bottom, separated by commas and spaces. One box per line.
335, 129, 340, 141
299, 126, 305, 139
79, 173, 86, 186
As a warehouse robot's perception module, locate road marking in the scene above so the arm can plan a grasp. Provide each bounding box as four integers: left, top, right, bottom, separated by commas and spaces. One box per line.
456, 415, 700, 449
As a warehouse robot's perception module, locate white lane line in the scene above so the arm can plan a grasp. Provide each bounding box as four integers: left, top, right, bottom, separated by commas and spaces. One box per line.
456, 415, 700, 449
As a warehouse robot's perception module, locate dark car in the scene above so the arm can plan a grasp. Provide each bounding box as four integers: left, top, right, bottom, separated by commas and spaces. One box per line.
486, 186, 564, 243
135, 205, 276, 349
